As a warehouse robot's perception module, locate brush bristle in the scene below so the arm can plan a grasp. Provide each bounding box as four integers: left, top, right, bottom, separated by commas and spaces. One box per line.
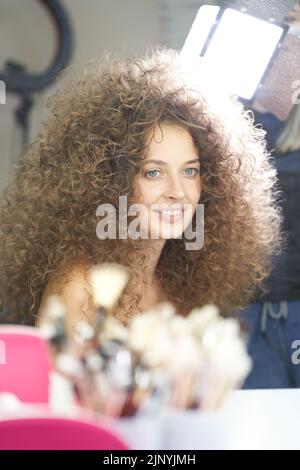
89, 263, 129, 309
41, 294, 66, 321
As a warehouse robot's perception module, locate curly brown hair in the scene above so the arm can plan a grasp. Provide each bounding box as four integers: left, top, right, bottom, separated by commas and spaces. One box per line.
0, 46, 283, 325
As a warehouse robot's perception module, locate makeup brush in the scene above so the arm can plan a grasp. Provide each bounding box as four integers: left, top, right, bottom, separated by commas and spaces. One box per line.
39, 294, 68, 352
89, 263, 129, 335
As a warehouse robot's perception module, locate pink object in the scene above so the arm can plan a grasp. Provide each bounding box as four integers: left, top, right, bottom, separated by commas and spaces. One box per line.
0, 417, 130, 449
0, 326, 52, 403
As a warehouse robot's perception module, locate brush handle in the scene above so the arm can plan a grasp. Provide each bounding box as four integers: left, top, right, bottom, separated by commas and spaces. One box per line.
94, 306, 106, 336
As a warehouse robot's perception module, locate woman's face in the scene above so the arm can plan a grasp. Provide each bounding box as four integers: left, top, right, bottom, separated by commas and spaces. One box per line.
132, 123, 201, 240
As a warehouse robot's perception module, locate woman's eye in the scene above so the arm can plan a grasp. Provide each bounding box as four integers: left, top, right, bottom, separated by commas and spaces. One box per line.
144, 169, 160, 178
184, 168, 200, 176
144, 168, 199, 178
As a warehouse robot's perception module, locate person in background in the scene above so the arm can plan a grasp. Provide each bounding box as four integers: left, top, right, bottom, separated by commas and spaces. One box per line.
241, 101, 300, 388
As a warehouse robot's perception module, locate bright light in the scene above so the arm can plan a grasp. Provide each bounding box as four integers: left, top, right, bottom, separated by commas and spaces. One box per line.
181, 6, 285, 100
181, 5, 220, 61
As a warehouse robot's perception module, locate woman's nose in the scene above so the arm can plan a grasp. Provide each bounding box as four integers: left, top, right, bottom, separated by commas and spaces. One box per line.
164, 174, 185, 200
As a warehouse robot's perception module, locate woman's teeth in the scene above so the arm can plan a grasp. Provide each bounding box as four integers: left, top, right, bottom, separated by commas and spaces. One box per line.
161, 210, 182, 216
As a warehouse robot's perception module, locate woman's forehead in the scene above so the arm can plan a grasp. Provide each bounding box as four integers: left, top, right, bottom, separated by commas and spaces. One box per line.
143, 124, 199, 159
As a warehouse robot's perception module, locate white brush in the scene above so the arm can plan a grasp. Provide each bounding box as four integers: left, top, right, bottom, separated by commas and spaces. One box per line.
40, 294, 66, 322
89, 263, 129, 309
39, 295, 67, 349
89, 263, 129, 335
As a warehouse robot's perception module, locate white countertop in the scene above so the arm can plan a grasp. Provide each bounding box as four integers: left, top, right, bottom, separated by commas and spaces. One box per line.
115, 388, 300, 450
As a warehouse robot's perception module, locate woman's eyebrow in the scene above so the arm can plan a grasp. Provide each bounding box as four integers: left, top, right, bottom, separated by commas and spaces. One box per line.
143, 158, 200, 165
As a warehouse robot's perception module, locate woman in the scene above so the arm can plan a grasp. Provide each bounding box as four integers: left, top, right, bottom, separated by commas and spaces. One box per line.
0, 47, 282, 332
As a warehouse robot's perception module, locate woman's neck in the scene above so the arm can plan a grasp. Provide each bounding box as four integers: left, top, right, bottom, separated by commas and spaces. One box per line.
142, 239, 166, 285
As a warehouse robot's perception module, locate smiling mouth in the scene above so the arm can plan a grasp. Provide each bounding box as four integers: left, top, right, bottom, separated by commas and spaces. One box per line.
152, 208, 184, 222
154, 209, 183, 215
